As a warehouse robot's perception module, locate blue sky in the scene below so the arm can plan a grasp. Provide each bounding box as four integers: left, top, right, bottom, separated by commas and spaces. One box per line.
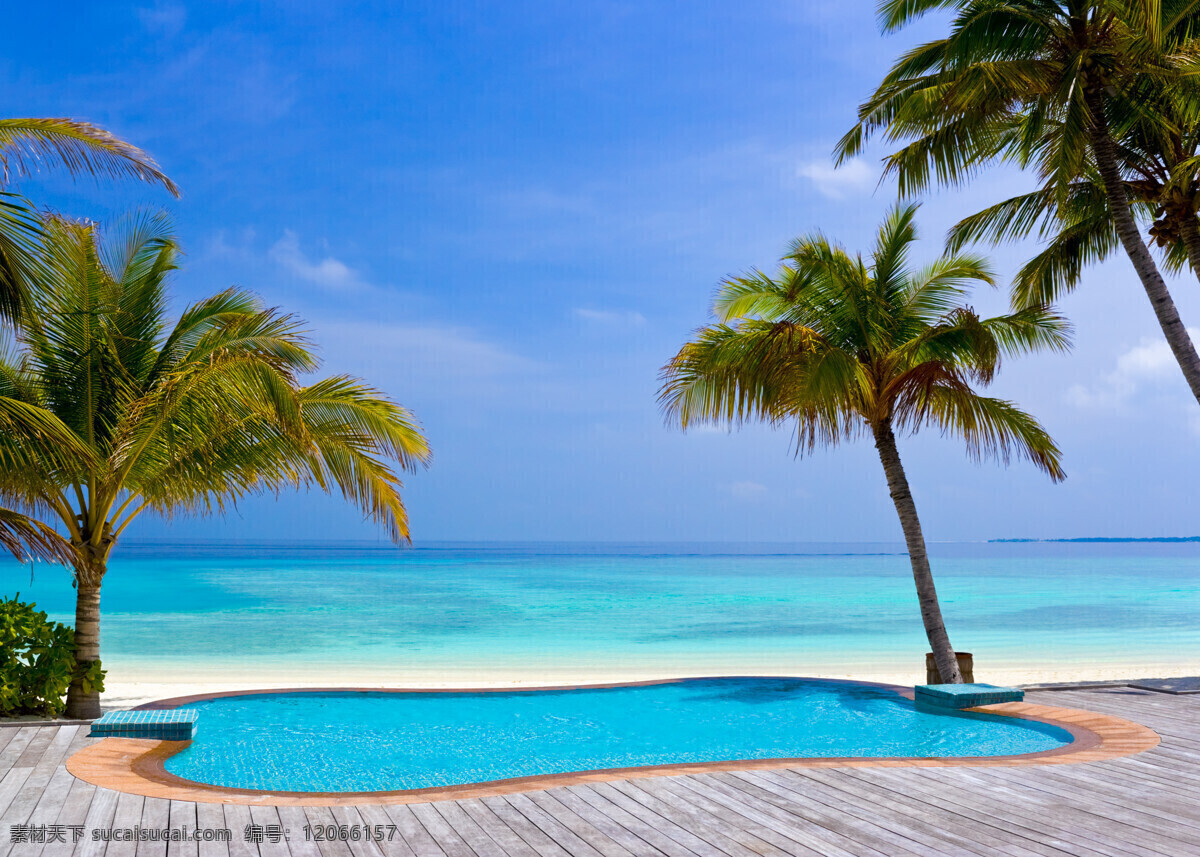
3, 0, 1199, 543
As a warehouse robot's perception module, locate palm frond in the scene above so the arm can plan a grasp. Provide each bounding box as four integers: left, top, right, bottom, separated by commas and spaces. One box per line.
0, 508, 76, 566
0, 118, 179, 196
921, 385, 1066, 480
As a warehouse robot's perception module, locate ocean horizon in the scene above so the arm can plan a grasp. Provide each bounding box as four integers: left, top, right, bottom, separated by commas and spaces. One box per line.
4, 538, 1197, 694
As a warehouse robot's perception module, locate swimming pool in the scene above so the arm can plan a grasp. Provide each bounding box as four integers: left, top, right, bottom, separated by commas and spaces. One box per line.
158, 678, 1073, 793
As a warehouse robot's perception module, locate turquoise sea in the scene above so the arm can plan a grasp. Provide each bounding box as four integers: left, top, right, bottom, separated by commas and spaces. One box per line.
3, 540, 1198, 684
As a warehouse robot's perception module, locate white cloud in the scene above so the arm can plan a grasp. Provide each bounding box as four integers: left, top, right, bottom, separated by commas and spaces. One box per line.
573, 307, 646, 327
1067, 329, 1200, 408
269, 231, 368, 291
796, 158, 875, 200
730, 480, 768, 500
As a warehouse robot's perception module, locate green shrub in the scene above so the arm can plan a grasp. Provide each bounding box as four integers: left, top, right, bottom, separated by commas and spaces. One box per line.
0, 595, 103, 717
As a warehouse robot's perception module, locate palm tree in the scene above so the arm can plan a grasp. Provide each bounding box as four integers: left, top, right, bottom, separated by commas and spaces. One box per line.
836, 0, 1200, 406
2, 212, 430, 719
659, 206, 1068, 684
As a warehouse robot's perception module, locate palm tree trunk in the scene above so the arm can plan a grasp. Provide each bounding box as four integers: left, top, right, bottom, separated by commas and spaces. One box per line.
872, 419, 963, 685
64, 572, 103, 719
1087, 88, 1200, 406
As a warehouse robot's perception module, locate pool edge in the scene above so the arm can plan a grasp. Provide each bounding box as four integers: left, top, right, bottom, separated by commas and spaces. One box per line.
65, 679, 1161, 806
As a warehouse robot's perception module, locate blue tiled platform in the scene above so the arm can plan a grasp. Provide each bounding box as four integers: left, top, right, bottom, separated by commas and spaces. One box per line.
88, 709, 199, 740
915, 683, 1024, 709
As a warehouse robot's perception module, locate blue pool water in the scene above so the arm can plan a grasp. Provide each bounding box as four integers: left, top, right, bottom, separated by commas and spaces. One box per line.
162, 679, 1072, 792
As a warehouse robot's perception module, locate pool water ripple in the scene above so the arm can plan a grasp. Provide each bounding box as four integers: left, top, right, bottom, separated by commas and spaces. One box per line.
162, 678, 1072, 792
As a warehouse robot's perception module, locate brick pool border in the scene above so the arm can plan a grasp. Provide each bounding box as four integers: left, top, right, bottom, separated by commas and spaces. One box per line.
65, 678, 1160, 806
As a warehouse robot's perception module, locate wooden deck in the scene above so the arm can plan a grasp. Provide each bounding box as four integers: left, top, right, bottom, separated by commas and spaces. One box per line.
2, 687, 1198, 856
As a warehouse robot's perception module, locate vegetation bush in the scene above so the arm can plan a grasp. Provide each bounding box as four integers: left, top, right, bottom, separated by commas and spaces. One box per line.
0, 595, 103, 717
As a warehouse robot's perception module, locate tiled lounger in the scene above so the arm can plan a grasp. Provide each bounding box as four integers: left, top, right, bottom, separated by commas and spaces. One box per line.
916, 683, 1025, 709
90, 709, 199, 740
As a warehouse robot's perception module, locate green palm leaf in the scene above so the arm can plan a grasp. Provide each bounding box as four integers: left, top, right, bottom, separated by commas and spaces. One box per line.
0, 118, 178, 196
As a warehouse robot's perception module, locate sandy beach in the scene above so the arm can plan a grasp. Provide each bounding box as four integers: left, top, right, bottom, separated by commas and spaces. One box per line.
98, 662, 1200, 709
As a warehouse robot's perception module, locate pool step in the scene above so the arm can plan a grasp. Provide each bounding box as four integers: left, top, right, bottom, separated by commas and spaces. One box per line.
915, 683, 1024, 709
89, 709, 199, 740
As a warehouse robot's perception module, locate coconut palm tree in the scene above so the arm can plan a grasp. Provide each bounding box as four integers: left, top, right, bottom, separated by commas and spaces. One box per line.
2, 212, 430, 719
659, 205, 1068, 684
836, 0, 1200, 406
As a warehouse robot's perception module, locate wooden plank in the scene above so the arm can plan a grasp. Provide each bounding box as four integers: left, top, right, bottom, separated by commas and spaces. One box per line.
353, 804, 416, 857
246, 806, 289, 857
12, 729, 58, 770
135, 798, 171, 857
0, 766, 34, 821
521, 790, 640, 857
497, 793, 610, 857
0, 720, 24, 763
759, 769, 1005, 857
74, 787, 121, 857
41, 777, 97, 857
328, 806, 385, 857
0, 731, 80, 854
590, 779, 757, 857
792, 768, 1067, 857
404, 804, 475, 857
855, 767, 1156, 857
912, 765, 1196, 856
660, 774, 837, 857
622, 777, 797, 857
194, 803, 230, 857
3, 764, 76, 857
104, 792, 146, 857
33, 728, 80, 771
0, 726, 20, 759
168, 802, 199, 857
538, 789, 672, 857
452, 800, 541, 857
379, 805, 447, 857
1105, 758, 1200, 799
721, 771, 930, 857
221, 804, 256, 857
568, 785, 709, 857
0, 729, 38, 772
272, 807, 318, 857
473, 797, 570, 857
429, 801, 516, 857
300, 808, 352, 857
855, 767, 1132, 857
1007, 764, 1200, 829
679, 773, 883, 857
65, 729, 96, 759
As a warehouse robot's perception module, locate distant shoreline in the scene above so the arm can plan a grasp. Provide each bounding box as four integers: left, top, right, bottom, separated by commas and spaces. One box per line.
990, 537, 1200, 543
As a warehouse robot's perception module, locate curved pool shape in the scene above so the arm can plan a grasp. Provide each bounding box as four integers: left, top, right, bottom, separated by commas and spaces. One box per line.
162, 678, 1072, 793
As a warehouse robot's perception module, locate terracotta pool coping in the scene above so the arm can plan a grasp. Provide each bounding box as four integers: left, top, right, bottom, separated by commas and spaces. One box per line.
65, 679, 1160, 806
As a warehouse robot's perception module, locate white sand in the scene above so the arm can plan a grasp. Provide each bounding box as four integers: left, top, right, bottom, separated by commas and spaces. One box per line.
99, 661, 1200, 709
